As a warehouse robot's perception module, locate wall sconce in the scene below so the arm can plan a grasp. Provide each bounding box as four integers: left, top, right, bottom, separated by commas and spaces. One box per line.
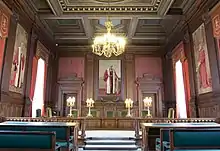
66, 96, 75, 117
125, 98, 133, 117
143, 97, 152, 118
86, 98, 94, 117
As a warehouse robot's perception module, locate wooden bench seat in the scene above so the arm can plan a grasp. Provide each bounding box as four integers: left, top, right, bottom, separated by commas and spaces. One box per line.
156, 128, 169, 151
0, 122, 78, 151
168, 128, 220, 151
149, 123, 219, 151
0, 130, 59, 151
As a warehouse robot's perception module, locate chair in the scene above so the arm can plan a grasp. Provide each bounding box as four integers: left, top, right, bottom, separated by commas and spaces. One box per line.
46, 107, 52, 117
36, 109, 42, 117
168, 108, 175, 119
106, 111, 114, 118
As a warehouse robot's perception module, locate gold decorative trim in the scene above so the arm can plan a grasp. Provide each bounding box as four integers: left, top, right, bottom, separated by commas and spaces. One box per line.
58, 0, 162, 12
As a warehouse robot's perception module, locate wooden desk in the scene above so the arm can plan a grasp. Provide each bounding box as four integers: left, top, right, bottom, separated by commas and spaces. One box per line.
1, 121, 77, 127
141, 122, 220, 151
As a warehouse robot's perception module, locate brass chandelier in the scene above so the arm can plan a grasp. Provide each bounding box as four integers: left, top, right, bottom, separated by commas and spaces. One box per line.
92, 19, 126, 58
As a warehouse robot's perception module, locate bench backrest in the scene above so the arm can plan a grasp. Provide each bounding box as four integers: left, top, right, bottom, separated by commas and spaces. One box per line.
160, 128, 169, 142
0, 125, 70, 141
0, 131, 55, 151
26, 126, 69, 141
170, 128, 220, 150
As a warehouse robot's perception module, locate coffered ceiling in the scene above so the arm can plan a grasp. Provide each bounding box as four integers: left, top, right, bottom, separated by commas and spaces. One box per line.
27, 0, 195, 54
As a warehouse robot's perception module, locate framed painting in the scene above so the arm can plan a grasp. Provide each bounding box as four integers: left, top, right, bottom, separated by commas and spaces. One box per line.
9, 23, 28, 94
192, 23, 212, 94
98, 60, 122, 98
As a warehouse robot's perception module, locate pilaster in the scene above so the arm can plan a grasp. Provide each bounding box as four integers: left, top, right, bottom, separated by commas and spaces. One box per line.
85, 53, 94, 99
124, 54, 135, 101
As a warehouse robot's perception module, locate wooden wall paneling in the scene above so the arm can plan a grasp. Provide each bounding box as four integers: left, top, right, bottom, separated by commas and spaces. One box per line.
125, 54, 135, 101
137, 74, 163, 117
24, 29, 37, 99
183, 27, 198, 117
0, 14, 24, 116
86, 53, 94, 99
57, 76, 84, 116
203, 13, 220, 93
50, 53, 59, 108
162, 55, 176, 114
22, 29, 38, 116
189, 11, 220, 117
1, 13, 17, 93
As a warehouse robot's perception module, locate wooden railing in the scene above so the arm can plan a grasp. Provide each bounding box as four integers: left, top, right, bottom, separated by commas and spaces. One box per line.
5, 117, 216, 139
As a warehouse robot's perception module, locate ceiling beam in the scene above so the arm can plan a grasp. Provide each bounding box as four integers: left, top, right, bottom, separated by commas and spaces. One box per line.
40, 14, 182, 20
127, 17, 139, 39
157, 0, 175, 15
58, 45, 161, 49
132, 36, 166, 40
54, 35, 88, 40
82, 17, 93, 40
45, 0, 63, 16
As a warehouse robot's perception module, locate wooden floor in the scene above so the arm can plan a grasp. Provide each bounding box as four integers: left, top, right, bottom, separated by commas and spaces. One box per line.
79, 130, 141, 151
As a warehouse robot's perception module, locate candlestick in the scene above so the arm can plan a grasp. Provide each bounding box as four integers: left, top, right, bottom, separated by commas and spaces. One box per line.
66, 97, 75, 117
143, 97, 152, 118
86, 98, 94, 117
125, 98, 133, 117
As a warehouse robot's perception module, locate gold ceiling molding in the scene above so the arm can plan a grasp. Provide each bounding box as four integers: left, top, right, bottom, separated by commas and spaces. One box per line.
93, 0, 126, 3
58, 0, 162, 13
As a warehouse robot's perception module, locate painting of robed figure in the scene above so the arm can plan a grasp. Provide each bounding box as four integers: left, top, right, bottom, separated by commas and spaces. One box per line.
192, 23, 212, 94
99, 60, 121, 96
9, 24, 28, 94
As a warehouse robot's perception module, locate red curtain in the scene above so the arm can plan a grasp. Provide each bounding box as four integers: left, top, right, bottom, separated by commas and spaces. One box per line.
172, 42, 191, 118
42, 63, 47, 116
218, 39, 220, 55
182, 60, 191, 117
29, 56, 38, 116
172, 63, 177, 117
0, 38, 5, 73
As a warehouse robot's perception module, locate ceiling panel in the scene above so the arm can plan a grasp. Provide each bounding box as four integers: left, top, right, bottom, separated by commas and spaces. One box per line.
27, 0, 191, 54
45, 19, 85, 33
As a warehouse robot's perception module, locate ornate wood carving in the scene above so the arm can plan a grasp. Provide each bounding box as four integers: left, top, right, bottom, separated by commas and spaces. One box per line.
202, 11, 211, 24
57, 74, 84, 116
0, 0, 12, 38
36, 41, 49, 64
210, 2, 220, 38
0, 102, 23, 117
136, 74, 163, 117
85, 53, 94, 99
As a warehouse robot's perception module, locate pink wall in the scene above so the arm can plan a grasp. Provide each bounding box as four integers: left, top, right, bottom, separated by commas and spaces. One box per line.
58, 57, 84, 79
135, 57, 162, 79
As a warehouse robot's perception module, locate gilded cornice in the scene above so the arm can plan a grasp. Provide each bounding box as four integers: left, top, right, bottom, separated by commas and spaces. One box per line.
58, 0, 162, 13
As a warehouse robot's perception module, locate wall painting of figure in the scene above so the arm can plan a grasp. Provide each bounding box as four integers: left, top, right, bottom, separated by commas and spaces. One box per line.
192, 23, 212, 94
9, 24, 28, 94
99, 60, 121, 96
